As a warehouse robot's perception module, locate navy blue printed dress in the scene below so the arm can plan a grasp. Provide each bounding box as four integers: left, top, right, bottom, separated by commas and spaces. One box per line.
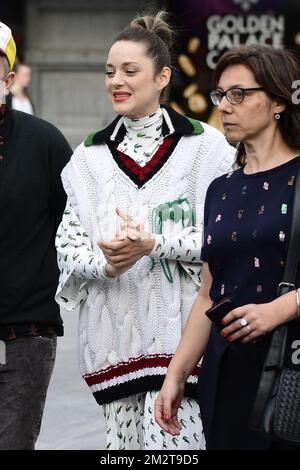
198, 156, 300, 450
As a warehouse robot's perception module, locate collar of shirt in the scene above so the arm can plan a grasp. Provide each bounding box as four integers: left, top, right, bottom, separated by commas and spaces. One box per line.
117, 108, 163, 167
84, 104, 204, 147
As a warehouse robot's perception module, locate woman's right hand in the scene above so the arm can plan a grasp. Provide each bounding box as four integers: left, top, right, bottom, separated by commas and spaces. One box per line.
154, 376, 185, 436
105, 262, 119, 278
105, 261, 132, 278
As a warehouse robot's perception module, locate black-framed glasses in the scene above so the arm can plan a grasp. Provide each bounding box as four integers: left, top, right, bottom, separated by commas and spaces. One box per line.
210, 87, 265, 106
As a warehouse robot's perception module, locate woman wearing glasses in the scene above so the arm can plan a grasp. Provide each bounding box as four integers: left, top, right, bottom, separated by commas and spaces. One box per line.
155, 44, 300, 449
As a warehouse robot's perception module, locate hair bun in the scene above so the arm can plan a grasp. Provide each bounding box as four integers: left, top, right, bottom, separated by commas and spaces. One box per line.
130, 11, 174, 51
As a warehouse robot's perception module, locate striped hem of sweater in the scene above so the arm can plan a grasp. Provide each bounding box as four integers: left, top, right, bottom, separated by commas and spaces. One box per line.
83, 354, 200, 405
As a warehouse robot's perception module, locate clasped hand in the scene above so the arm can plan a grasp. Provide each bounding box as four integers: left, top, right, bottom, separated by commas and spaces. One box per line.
98, 208, 155, 277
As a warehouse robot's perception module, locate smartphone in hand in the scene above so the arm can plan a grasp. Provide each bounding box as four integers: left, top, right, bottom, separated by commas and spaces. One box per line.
205, 298, 234, 328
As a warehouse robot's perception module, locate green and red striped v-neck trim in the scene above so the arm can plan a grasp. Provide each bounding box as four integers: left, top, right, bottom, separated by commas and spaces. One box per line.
83, 104, 204, 187
107, 133, 180, 188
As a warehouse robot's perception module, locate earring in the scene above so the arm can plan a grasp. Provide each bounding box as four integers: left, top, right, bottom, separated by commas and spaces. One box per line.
274, 113, 281, 120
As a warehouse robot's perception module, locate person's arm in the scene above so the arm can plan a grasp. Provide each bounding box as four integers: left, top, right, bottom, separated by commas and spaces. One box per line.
55, 200, 116, 309
220, 289, 300, 344
150, 226, 203, 285
56, 200, 109, 280
150, 227, 201, 263
100, 209, 202, 285
100, 129, 236, 280
154, 262, 213, 436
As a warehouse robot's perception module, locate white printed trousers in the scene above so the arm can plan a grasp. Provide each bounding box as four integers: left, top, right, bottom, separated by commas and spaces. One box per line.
103, 390, 205, 450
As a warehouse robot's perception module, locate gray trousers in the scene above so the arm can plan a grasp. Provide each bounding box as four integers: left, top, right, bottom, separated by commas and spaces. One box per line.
0, 336, 57, 450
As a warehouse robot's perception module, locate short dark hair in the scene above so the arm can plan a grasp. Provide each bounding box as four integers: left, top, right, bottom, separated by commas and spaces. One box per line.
111, 11, 174, 101
213, 45, 300, 166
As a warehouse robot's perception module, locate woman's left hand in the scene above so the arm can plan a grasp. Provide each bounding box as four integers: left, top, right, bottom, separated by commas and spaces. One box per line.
98, 208, 155, 270
220, 302, 279, 343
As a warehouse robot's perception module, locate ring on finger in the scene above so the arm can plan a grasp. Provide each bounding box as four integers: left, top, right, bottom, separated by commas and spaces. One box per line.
240, 318, 248, 327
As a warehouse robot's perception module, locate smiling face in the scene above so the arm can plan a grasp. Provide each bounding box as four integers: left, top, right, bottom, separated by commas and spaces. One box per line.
217, 64, 284, 145
105, 40, 170, 119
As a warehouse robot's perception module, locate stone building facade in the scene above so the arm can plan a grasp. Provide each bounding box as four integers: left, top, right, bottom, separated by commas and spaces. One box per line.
25, 0, 162, 147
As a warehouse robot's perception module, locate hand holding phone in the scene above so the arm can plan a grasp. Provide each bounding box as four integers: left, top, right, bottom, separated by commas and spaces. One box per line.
205, 298, 234, 328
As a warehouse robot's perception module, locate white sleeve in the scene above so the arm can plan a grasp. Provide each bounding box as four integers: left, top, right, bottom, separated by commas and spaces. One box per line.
55, 200, 109, 310
150, 226, 201, 262
149, 225, 203, 286
149, 126, 236, 287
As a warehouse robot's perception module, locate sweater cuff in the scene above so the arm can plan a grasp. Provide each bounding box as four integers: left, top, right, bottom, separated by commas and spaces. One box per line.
150, 234, 167, 259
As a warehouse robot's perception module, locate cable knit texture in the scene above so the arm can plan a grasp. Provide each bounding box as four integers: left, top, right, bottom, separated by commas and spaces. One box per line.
57, 120, 235, 405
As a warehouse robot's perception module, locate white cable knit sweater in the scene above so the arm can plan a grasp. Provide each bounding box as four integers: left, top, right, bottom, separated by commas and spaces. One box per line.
56, 109, 235, 405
